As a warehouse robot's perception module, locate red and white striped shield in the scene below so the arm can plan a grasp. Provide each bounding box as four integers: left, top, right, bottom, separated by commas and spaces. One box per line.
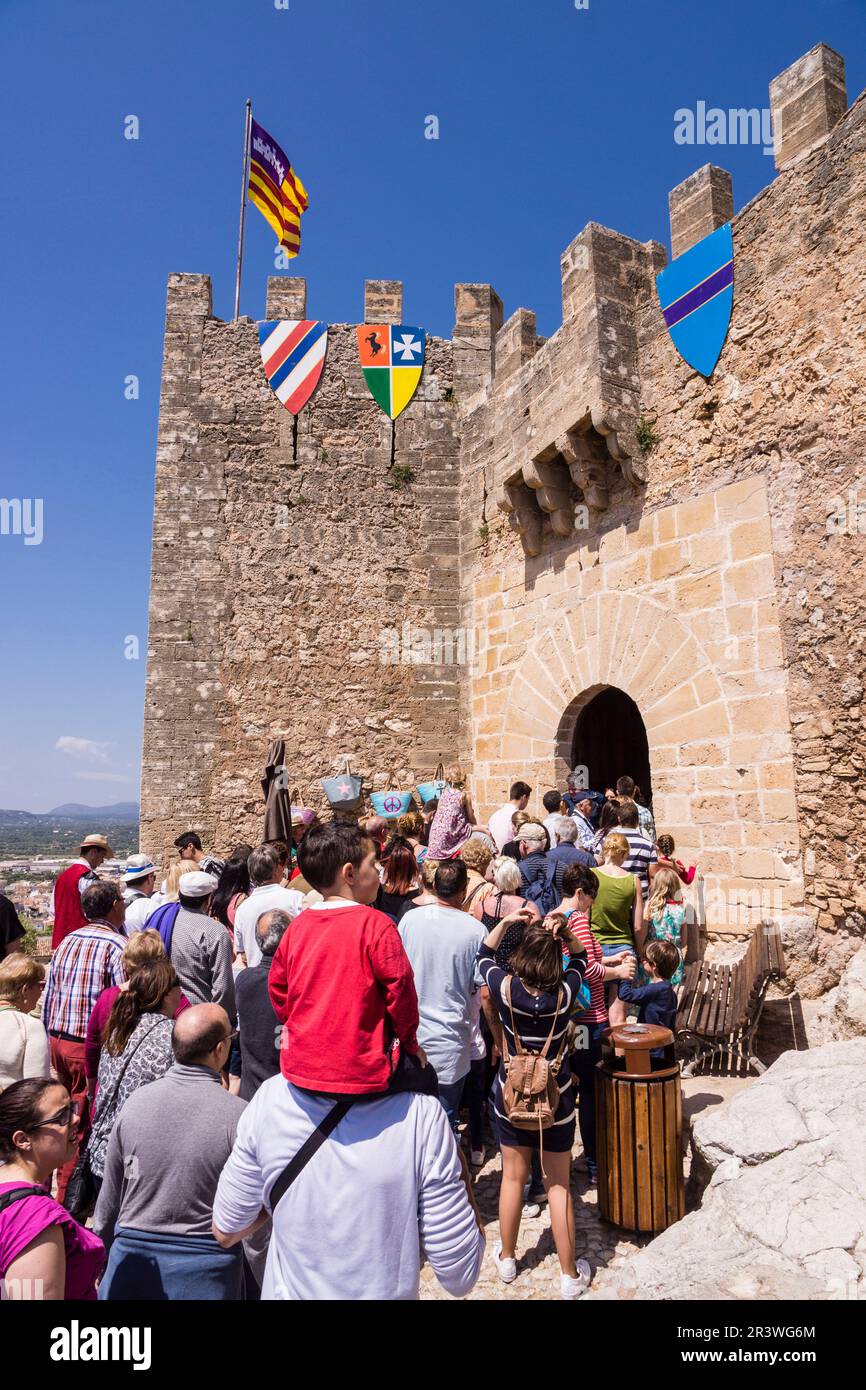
258, 319, 328, 414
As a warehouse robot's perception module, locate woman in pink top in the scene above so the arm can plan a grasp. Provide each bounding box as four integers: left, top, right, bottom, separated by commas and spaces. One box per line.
84, 928, 191, 1097
558, 862, 634, 1183
0, 1077, 105, 1299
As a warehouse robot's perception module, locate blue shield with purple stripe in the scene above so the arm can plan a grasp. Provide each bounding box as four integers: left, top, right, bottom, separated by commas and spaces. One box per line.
656, 222, 734, 378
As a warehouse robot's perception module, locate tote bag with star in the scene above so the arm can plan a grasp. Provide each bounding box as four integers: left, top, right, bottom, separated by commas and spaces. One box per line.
321, 756, 363, 812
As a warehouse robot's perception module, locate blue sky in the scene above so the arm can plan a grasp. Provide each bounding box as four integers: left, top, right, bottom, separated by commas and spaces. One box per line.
1, 0, 863, 812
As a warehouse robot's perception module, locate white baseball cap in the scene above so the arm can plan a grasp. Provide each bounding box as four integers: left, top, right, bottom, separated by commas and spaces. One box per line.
178, 870, 218, 899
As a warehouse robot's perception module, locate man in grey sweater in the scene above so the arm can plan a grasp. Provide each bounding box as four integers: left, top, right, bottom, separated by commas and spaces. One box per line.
169, 871, 236, 1025
94, 1004, 248, 1300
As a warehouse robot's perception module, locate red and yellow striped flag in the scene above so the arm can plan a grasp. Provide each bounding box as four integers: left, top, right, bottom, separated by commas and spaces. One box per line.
247, 117, 308, 258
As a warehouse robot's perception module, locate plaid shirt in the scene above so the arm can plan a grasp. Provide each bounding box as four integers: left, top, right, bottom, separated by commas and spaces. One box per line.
43, 921, 127, 1040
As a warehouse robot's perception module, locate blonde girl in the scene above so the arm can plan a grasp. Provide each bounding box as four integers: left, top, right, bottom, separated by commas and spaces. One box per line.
642, 867, 686, 987
162, 859, 191, 902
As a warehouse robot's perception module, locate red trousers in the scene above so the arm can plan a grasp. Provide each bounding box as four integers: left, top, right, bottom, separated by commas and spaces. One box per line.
49, 1035, 90, 1203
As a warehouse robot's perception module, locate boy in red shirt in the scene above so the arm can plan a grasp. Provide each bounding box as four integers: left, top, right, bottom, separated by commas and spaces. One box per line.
268, 823, 427, 1094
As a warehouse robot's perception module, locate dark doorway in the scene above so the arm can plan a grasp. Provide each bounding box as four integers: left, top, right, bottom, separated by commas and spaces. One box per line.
572, 687, 652, 805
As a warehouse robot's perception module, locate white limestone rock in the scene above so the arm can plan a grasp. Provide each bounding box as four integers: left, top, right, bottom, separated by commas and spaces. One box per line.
807, 947, 866, 1045
588, 1041, 866, 1301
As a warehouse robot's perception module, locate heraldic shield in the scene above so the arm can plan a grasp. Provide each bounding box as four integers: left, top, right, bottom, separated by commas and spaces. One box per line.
258, 320, 328, 413
656, 222, 734, 379
357, 324, 426, 419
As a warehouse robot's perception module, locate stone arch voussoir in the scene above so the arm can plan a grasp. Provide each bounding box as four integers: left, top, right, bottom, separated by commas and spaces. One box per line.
492, 594, 733, 801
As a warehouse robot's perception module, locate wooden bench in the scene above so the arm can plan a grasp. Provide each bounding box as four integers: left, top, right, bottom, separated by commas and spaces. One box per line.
675, 923, 786, 1076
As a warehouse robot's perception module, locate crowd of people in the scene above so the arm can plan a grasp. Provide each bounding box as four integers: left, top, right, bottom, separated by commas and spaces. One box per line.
0, 771, 698, 1301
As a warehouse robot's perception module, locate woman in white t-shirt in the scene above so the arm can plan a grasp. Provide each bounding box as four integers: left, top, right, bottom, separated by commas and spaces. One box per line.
0, 955, 50, 1092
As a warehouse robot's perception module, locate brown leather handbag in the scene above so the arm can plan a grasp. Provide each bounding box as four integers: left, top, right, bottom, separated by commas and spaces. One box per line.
500, 976, 565, 1133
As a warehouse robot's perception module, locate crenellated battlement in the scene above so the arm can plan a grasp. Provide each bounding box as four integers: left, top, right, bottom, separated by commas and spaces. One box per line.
451, 41, 850, 557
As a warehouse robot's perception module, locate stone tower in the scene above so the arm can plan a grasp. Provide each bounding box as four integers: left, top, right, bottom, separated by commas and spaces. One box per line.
143, 44, 866, 1000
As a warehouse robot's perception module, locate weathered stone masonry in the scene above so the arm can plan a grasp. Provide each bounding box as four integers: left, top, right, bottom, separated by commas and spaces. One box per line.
143, 274, 464, 854
143, 44, 865, 998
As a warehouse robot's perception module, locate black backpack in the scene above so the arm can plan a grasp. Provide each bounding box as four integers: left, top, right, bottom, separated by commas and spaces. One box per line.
523, 859, 559, 916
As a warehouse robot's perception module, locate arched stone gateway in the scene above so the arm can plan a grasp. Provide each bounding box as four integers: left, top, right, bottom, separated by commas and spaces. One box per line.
473, 586, 806, 935
492, 592, 729, 797
564, 686, 652, 804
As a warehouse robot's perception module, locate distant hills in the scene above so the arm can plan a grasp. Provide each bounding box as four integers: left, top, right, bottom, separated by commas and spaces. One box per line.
0, 802, 139, 826
47, 802, 140, 819
0, 803, 140, 858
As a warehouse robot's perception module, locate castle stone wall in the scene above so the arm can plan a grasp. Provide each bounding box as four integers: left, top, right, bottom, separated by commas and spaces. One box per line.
142, 282, 463, 858
142, 44, 866, 999
458, 73, 866, 997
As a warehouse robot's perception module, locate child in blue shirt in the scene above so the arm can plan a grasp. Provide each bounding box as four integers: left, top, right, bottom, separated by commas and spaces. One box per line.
618, 938, 679, 1037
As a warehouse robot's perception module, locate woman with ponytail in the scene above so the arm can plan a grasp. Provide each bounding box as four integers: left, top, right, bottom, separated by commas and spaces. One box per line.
84, 930, 190, 1100
85, 961, 181, 1186
426, 765, 482, 859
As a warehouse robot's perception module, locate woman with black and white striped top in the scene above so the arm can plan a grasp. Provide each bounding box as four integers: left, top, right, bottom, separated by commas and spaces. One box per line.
477, 908, 592, 1299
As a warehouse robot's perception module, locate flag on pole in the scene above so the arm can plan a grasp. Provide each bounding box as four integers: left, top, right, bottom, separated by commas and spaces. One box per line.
247, 116, 308, 258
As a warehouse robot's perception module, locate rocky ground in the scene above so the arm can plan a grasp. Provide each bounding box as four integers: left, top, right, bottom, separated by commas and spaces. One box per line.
419, 1129, 656, 1301
419, 1072, 752, 1301
590, 1039, 866, 1301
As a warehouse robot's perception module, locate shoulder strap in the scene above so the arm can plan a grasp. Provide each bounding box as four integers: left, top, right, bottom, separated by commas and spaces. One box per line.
537, 987, 563, 1060
500, 974, 523, 1059
0, 1185, 49, 1214
463, 881, 487, 910
91, 1016, 165, 1142
269, 1099, 353, 1212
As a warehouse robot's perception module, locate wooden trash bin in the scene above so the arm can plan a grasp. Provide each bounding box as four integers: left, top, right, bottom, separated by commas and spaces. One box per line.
595, 1023, 684, 1234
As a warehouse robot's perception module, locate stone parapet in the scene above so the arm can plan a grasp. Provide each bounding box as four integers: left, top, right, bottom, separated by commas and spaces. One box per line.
265, 276, 307, 319
457, 223, 664, 556
669, 164, 734, 259
452, 283, 504, 410
364, 279, 403, 323
770, 43, 847, 169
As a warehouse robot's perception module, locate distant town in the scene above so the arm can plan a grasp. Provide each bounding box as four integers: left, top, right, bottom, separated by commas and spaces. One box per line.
0, 855, 139, 941
0, 802, 140, 952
